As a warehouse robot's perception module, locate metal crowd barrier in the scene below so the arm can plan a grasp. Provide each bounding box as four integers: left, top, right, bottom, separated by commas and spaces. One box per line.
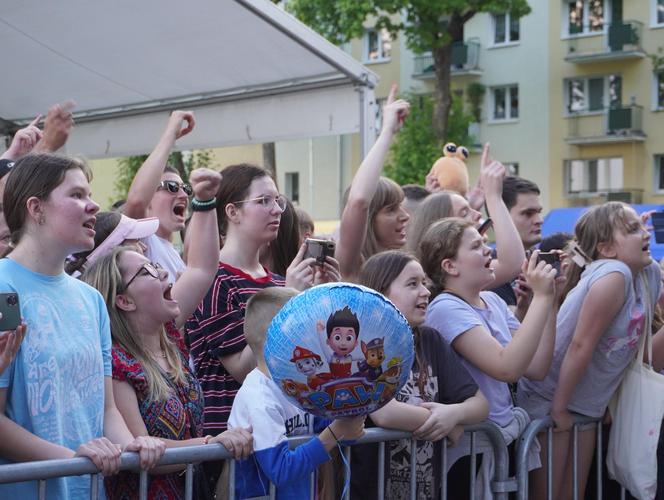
515, 414, 628, 500
0, 422, 514, 500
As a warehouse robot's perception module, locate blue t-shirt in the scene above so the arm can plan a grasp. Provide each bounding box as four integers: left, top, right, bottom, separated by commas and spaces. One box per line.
0, 258, 112, 500
426, 291, 520, 427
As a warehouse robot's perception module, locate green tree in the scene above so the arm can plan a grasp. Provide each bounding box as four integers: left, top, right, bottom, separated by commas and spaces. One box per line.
113, 149, 214, 202
385, 93, 472, 185
286, 0, 530, 142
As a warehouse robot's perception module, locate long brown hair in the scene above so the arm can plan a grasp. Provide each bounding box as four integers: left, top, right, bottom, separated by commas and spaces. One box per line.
359, 250, 429, 397
558, 202, 633, 307
81, 247, 187, 402
406, 191, 455, 253
418, 218, 474, 299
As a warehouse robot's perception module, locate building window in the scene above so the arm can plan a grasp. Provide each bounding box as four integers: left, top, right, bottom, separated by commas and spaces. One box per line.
565, 74, 621, 114
364, 28, 392, 63
493, 13, 520, 45
654, 0, 664, 26
285, 172, 299, 204
491, 85, 519, 121
566, 157, 623, 194
566, 0, 605, 36
656, 72, 664, 109
655, 155, 664, 192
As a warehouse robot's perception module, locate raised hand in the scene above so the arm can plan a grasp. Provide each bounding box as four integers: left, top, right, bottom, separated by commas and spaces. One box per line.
381, 84, 410, 136
167, 110, 195, 139
1, 117, 42, 160
523, 250, 556, 297
285, 243, 316, 291
35, 100, 75, 153
189, 168, 222, 201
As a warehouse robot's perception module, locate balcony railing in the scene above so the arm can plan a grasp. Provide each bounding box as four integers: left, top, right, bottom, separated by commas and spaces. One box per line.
413, 41, 481, 78
566, 188, 644, 204
566, 104, 646, 145
566, 20, 646, 63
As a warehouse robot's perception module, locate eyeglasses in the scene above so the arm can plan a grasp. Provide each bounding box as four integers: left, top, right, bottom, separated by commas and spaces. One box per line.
233, 194, 287, 211
123, 262, 164, 290
157, 180, 193, 197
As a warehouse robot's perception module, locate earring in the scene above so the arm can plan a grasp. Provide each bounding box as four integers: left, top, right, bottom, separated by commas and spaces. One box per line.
38, 215, 45, 226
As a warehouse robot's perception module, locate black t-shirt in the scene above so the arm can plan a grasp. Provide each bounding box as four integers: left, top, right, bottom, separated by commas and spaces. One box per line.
350, 326, 478, 499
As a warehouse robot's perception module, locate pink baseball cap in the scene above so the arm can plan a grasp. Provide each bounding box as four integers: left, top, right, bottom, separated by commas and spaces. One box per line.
83, 214, 159, 268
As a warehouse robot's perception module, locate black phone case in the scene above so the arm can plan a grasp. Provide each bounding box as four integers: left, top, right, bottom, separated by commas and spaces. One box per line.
0, 293, 20, 331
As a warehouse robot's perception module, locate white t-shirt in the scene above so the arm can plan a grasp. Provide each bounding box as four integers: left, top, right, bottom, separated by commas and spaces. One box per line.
142, 233, 185, 284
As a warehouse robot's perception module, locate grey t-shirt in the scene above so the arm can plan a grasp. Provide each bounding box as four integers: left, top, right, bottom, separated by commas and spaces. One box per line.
426, 291, 521, 427
519, 259, 661, 418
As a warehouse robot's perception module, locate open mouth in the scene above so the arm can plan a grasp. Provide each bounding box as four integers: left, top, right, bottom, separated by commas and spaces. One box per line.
83, 218, 96, 231
173, 204, 186, 218
416, 302, 427, 311
163, 284, 174, 301
643, 244, 650, 252
484, 259, 492, 268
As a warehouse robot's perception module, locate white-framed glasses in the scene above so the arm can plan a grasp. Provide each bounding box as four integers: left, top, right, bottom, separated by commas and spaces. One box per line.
233, 194, 287, 211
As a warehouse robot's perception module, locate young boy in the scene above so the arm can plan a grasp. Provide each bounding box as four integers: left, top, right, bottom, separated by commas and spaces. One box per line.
228, 287, 365, 499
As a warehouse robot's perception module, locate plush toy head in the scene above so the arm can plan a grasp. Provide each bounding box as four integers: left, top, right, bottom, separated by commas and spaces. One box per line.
430, 143, 470, 196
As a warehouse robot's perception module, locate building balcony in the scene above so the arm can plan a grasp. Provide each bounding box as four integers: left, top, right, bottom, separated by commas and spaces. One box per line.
566, 105, 646, 145
565, 21, 646, 64
413, 41, 482, 79
566, 188, 644, 205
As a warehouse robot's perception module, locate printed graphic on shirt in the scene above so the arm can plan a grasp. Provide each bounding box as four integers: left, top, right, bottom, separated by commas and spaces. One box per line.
387, 366, 438, 499
603, 301, 644, 357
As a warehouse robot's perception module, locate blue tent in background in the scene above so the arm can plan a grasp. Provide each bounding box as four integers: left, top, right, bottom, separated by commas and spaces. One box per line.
542, 204, 664, 262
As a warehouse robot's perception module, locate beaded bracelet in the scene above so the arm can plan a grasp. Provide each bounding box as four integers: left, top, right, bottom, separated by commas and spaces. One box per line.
191, 197, 217, 212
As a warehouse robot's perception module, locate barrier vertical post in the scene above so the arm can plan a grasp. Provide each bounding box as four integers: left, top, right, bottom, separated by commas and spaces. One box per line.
378, 441, 385, 499
440, 438, 448, 500
409, 439, 417, 500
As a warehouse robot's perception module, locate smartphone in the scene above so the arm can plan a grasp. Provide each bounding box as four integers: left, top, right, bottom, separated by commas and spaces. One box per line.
0, 293, 20, 331
477, 218, 493, 236
304, 238, 336, 266
537, 251, 561, 273
652, 212, 664, 244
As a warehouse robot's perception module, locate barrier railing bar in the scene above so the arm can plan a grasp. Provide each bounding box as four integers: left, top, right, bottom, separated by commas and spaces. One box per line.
184, 463, 193, 500
89, 473, 98, 500
573, 424, 578, 500
441, 438, 448, 500
409, 438, 417, 500
469, 431, 476, 500
595, 422, 602, 500
547, 426, 553, 500
378, 441, 385, 500
342, 445, 351, 500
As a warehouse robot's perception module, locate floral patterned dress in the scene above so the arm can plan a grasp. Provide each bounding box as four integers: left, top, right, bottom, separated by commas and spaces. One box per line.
105, 322, 204, 500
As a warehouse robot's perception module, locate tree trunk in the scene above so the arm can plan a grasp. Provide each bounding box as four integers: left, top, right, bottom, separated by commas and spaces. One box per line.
432, 44, 453, 144
432, 13, 467, 144
262, 142, 277, 187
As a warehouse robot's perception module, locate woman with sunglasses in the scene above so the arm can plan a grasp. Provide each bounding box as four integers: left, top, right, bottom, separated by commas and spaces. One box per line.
123, 110, 196, 283
82, 168, 253, 499
0, 154, 165, 499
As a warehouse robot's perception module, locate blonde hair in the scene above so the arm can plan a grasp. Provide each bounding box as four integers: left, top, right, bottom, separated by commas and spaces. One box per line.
81, 247, 187, 402
244, 287, 299, 355
558, 202, 634, 306
418, 218, 474, 299
406, 191, 455, 253
363, 177, 405, 259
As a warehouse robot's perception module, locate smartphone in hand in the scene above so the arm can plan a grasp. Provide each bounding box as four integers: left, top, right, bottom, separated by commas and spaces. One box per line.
0, 293, 20, 332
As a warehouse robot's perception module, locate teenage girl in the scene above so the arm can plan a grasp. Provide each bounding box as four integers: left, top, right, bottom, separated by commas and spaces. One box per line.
352, 250, 488, 499
0, 154, 164, 499
517, 202, 662, 499
335, 84, 411, 281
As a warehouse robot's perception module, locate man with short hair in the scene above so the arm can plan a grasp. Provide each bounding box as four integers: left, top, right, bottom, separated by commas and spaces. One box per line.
490, 176, 544, 306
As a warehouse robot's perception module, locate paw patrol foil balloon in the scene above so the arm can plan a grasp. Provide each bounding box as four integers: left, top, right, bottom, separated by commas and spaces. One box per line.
264, 283, 414, 418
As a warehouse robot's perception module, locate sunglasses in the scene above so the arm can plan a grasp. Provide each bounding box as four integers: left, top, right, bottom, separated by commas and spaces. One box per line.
123, 261, 164, 290
233, 194, 287, 211
158, 180, 193, 196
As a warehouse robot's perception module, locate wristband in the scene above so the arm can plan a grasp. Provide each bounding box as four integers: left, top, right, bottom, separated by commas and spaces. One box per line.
191, 197, 217, 212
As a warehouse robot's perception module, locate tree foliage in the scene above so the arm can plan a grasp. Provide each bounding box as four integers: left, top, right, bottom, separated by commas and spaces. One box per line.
113, 149, 214, 202
385, 93, 473, 186
287, 0, 530, 140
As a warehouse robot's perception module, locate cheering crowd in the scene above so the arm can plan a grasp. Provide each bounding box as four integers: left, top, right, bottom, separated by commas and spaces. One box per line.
0, 83, 661, 500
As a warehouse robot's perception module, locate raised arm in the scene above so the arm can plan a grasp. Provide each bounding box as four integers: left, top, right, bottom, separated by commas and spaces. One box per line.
1, 117, 42, 161
481, 145, 525, 287
453, 253, 556, 382
336, 84, 410, 279
123, 111, 195, 219
172, 168, 222, 328
33, 100, 75, 153
551, 273, 625, 431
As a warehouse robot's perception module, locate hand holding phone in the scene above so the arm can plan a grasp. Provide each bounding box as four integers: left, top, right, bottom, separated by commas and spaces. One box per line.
0, 293, 20, 332
537, 251, 561, 273
304, 239, 336, 266
477, 218, 493, 236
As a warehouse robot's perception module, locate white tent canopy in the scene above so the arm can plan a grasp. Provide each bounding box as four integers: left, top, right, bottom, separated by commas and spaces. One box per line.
0, 0, 378, 158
